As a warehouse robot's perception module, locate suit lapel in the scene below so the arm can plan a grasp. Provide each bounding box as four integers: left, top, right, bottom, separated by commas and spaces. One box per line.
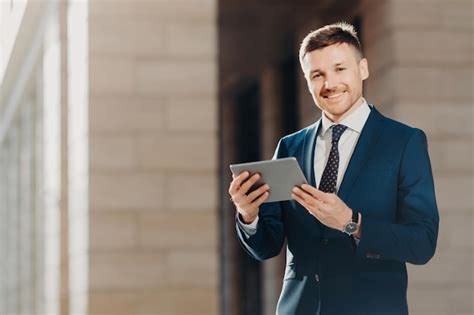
302, 120, 321, 187
338, 106, 386, 201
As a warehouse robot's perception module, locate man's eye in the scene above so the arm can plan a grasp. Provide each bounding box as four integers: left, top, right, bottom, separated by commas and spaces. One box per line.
336, 68, 346, 72
312, 73, 321, 79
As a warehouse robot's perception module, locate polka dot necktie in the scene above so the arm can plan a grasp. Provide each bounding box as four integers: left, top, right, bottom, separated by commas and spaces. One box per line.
318, 124, 348, 193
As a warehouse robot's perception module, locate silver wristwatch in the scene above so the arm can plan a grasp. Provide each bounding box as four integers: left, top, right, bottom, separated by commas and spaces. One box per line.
343, 210, 359, 235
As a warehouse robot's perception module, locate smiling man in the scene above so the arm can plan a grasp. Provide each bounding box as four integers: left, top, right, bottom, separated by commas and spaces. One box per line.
228, 22, 439, 315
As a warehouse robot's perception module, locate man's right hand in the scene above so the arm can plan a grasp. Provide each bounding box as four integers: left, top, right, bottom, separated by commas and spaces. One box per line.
228, 171, 270, 224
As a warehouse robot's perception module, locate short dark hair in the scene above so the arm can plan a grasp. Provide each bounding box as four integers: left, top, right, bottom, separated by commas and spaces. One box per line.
299, 22, 363, 68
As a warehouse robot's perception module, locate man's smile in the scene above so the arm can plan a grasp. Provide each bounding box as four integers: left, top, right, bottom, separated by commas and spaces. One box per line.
322, 91, 346, 100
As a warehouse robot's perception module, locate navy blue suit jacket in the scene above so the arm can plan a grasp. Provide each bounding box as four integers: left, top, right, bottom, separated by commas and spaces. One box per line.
236, 106, 439, 315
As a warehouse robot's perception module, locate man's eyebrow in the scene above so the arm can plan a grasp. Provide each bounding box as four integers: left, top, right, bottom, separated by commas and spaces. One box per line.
310, 69, 322, 75
310, 62, 346, 74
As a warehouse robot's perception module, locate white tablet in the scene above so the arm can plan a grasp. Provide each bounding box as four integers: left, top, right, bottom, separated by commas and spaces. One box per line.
229, 157, 308, 203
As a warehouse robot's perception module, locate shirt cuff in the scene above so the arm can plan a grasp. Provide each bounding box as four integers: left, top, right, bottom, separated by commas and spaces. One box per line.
353, 235, 360, 246
237, 214, 259, 238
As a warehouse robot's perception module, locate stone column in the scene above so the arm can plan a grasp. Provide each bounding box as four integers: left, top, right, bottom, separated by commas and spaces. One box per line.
362, 0, 474, 314
87, 1, 218, 314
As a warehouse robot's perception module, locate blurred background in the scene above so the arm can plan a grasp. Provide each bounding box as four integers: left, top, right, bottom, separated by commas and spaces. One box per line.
0, 0, 472, 314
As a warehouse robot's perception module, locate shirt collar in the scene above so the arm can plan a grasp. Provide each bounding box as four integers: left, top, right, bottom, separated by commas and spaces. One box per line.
320, 98, 371, 137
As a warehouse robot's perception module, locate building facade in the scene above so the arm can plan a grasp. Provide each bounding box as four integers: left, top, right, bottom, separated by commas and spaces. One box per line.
0, 0, 472, 314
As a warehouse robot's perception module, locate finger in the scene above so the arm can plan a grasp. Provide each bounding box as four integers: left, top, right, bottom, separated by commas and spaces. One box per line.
292, 186, 307, 197
292, 193, 317, 214
247, 184, 270, 202
229, 171, 250, 195
236, 177, 264, 207
235, 181, 265, 207
252, 191, 270, 208
292, 192, 311, 208
292, 192, 306, 206
239, 173, 261, 195
235, 191, 252, 208
293, 193, 326, 219
300, 184, 320, 197
304, 185, 334, 203
292, 187, 316, 205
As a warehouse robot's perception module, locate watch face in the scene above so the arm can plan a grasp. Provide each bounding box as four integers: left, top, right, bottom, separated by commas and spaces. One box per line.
344, 222, 358, 234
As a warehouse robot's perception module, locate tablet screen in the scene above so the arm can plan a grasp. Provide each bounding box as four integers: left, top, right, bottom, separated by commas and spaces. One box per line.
230, 157, 308, 203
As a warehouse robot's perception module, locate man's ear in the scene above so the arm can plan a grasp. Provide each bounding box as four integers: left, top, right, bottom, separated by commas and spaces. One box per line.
359, 58, 369, 81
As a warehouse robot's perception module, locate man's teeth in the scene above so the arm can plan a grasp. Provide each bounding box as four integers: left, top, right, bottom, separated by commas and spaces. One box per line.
326, 92, 344, 99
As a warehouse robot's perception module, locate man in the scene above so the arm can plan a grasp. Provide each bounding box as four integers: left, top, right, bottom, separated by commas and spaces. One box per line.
228, 22, 439, 315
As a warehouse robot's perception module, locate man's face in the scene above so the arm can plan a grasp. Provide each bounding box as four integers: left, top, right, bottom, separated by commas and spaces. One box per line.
302, 43, 369, 123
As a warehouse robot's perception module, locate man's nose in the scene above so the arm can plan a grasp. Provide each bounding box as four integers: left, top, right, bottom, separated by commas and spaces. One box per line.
324, 77, 337, 90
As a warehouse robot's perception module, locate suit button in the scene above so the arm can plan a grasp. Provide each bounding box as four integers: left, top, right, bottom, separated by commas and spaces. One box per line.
315, 274, 320, 282
322, 238, 328, 245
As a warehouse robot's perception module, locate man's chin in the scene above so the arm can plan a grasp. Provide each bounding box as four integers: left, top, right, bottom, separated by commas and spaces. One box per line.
321, 105, 352, 121
321, 102, 350, 113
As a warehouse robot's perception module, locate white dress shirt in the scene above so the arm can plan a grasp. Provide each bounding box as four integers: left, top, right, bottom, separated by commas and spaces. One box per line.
238, 99, 371, 237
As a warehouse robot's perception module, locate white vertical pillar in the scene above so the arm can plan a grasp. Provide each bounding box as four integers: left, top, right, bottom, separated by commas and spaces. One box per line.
19, 99, 34, 314
0, 147, 5, 313
42, 2, 61, 314
67, 0, 89, 314
6, 123, 20, 314
34, 65, 45, 315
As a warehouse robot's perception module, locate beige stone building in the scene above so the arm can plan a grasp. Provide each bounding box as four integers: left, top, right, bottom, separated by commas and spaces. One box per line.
0, 0, 472, 315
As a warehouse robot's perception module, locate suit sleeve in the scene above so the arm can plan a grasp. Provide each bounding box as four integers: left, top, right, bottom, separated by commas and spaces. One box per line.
235, 138, 288, 261
356, 129, 439, 265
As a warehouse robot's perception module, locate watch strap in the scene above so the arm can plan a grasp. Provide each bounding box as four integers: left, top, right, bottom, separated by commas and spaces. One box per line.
352, 210, 359, 223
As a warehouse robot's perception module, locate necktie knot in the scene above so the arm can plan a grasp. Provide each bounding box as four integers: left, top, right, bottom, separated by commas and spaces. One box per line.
331, 124, 347, 144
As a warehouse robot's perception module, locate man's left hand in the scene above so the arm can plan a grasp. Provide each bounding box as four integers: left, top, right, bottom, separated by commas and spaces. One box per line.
292, 184, 352, 232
